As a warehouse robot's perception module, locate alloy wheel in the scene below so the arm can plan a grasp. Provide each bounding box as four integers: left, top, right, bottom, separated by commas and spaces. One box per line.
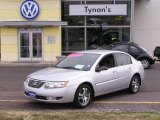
78, 87, 91, 106
141, 59, 150, 69
131, 77, 140, 93
129, 76, 140, 94
74, 84, 92, 108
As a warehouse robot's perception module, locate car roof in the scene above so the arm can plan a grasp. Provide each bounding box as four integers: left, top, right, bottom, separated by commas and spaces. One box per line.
108, 42, 140, 49
111, 42, 139, 46
75, 50, 126, 55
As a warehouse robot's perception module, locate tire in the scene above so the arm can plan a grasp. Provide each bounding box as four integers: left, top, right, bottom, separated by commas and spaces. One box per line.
73, 84, 92, 108
141, 58, 150, 69
129, 75, 141, 94
158, 56, 160, 61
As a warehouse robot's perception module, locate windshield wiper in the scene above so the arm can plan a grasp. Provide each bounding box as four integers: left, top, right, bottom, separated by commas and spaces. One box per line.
60, 66, 81, 70
53, 65, 82, 70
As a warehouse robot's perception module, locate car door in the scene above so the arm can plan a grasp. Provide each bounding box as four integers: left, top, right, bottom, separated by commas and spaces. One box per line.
93, 54, 120, 96
113, 53, 133, 89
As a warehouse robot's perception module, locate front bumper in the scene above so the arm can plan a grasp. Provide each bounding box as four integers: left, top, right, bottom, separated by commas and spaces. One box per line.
23, 83, 78, 103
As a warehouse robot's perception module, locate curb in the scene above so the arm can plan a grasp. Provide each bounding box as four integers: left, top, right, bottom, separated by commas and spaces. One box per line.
0, 62, 56, 67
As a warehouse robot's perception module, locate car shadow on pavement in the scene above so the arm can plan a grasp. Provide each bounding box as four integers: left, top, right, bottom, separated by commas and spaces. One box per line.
22, 89, 129, 110
23, 101, 75, 110
94, 89, 129, 101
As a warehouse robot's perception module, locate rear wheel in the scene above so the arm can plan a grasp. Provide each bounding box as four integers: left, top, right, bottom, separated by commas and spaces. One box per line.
141, 58, 150, 69
73, 84, 92, 108
129, 75, 141, 94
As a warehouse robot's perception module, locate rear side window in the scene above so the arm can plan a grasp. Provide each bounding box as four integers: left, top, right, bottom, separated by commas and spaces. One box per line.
126, 55, 132, 64
130, 46, 141, 54
111, 45, 129, 53
114, 53, 132, 66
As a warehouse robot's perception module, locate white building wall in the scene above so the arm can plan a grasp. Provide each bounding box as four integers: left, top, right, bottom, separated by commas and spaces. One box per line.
133, 0, 160, 53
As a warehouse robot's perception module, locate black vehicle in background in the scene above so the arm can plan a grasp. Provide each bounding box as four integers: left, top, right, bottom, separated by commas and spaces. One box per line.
108, 42, 155, 69
154, 46, 160, 60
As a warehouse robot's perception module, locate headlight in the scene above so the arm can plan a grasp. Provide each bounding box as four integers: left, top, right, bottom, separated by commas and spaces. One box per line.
45, 81, 68, 89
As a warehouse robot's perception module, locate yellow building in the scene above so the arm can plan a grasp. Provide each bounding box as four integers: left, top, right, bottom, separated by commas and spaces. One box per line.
4, 0, 154, 62
0, 0, 67, 62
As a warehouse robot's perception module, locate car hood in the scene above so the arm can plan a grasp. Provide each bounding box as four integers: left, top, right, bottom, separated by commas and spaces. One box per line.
28, 67, 89, 81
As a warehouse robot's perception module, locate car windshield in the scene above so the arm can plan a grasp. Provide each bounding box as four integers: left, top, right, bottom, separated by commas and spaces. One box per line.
55, 53, 100, 71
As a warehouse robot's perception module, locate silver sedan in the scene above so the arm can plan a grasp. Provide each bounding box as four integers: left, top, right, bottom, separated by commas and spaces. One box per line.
23, 50, 144, 108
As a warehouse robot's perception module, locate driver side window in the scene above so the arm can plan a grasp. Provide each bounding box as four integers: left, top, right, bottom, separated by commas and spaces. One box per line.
98, 54, 115, 69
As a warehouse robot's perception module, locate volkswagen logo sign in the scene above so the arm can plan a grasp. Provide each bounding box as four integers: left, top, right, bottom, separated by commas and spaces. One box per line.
20, 0, 40, 20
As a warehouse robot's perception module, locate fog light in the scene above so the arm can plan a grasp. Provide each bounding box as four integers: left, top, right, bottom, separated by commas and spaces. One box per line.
47, 97, 56, 100
56, 97, 63, 100
47, 97, 62, 101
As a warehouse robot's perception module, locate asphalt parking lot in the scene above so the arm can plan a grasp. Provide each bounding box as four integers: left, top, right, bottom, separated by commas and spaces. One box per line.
0, 62, 160, 112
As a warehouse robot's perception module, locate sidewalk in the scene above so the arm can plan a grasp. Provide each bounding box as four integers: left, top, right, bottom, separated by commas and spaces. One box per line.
0, 61, 57, 67
0, 56, 65, 67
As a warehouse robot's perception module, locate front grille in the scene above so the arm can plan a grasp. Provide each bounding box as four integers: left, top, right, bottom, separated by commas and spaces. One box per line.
28, 79, 45, 88
36, 95, 47, 100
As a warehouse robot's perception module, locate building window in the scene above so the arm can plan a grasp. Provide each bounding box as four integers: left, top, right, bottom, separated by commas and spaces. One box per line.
87, 27, 130, 49
62, 0, 131, 54
62, 1, 84, 26
62, 28, 85, 52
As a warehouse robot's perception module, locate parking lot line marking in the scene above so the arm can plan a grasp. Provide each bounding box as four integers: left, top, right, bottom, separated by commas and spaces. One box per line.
1, 100, 160, 104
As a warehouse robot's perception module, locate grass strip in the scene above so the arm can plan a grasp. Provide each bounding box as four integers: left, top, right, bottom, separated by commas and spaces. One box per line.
0, 111, 160, 120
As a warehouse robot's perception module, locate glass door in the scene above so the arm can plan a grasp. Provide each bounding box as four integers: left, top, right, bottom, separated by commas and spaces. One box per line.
32, 32, 43, 60
19, 32, 30, 60
19, 31, 43, 61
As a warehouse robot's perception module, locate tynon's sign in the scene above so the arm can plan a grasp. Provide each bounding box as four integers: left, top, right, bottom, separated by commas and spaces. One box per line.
69, 4, 127, 16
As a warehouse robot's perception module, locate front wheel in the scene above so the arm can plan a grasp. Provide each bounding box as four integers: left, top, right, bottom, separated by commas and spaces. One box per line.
73, 84, 92, 108
141, 58, 150, 69
129, 75, 141, 94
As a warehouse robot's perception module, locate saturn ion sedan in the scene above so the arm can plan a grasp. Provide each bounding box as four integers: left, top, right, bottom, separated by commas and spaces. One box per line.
24, 50, 144, 108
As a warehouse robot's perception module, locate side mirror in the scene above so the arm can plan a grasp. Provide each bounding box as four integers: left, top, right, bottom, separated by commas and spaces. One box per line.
95, 66, 108, 72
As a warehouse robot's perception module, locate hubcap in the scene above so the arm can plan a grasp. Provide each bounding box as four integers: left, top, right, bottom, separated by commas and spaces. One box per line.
132, 77, 139, 93
78, 87, 91, 106
141, 59, 149, 68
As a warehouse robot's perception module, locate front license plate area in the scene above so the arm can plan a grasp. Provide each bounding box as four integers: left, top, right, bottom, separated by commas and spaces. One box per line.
28, 91, 36, 99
